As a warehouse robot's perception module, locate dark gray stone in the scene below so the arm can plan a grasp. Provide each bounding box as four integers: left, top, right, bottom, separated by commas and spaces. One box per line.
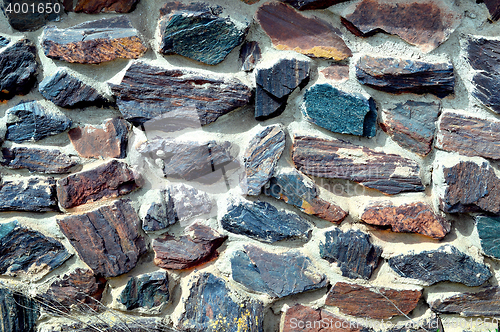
281, 0, 348, 10
476, 216, 500, 259
2, 0, 61, 31
0, 36, 9, 47
240, 41, 261, 71
0, 177, 58, 212
120, 271, 169, 311
429, 286, 500, 317
0, 287, 38, 332
1, 146, 78, 174
140, 189, 177, 232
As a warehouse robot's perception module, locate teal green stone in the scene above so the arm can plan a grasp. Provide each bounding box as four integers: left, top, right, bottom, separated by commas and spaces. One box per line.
477, 216, 500, 259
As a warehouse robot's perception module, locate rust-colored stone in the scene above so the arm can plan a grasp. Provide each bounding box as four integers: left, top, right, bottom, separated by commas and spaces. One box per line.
321, 64, 349, 81
72, 0, 139, 13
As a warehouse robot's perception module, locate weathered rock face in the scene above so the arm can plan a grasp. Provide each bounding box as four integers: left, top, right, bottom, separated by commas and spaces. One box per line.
388, 318, 442, 332
5, 101, 72, 143
302, 84, 377, 137
42, 319, 170, 332
242, 125, 285, 195
231, 245, 327, 298
321, 64, 349, 81
70, 0, 139, 13
483, 0, 500, 20
240, 41, 261, 71
41, 16, 147, 64
56, 159, 140, 209
0, 36, 9, 47
120, 271, 169, 311
292, 136, 424, 195
380, 101, 441, 156
320, 228, 382, 280
264, 168, 348, 223
0, 39, 38, 101
1, 147, 78, 174
476, 216, 500, 259
111, 61, 251, 126
0, 177, 58, 212
57, 200, 146, 278
360, 202, 451, 239
256, 2, 352, 60
0, 220, 71, 278
2, 0, 61, 31
388, 245, 492, 286
0, 288, 38, 332
255, 57, 310, 120
152, 223, 227, 270
221, 200, 313, 243
68, 118, 129, 159
158, 2, 248, 65
326, 282, 422, 319
429, 286, 500, 317
342, 0, 461, 53
356, 55, 454, 98
281, 0, 349, 10
180, 273, 264, 332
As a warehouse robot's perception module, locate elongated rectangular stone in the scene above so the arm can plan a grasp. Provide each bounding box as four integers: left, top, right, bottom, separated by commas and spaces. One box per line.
0, 288, 38, 332
476, 215, 500, 259
70, 0, 139, 13
1, 147, 78, 174
0, 177, 58, 212
429, 286, 500, 317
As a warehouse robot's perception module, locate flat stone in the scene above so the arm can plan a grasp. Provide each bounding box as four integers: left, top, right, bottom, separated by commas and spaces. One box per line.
56, 159, 141, 209
120, 271, 169, 311
326, 282, 422, 319
0, 220, 71, 278
256, 2, 352, 60
476, 216, 500, 259
440, 161, 500, 214
321, 64, 349, 81
281, 0, 349, 10
320, 228, 382, 280
388, 245, 492, 286
0, 288, 38, 332
2, 0, 61, 31
240, 41, 261, 71
342, 0, 461, 53
57, 200, 146, 278
231, 245, 327, 298
356, 55, 454, 98
221, 200, 313, 243
0, 36, 9, 47
1, 146, 78, 174
0, 39, 38, 101
42, 16, 147, 64
242, 125, 285, 195
140, 189, 177, 232
292, 136, 424, 195
302, 84, 377, 137
429, 286, 500, 317
5, 101, 72, 143
361, 202, 451, 239
180, 273, 264, 332
111, 61, 251, 126
68, 118, 129, 159
39, 69, 110, 108
158, 2, 248, 65
483, 0, 500, 20
70, 0, 139, 13
380, 101, 441, 156
153, 223, 227, 270
0, 177, 58, 212
264, 168, 348, 223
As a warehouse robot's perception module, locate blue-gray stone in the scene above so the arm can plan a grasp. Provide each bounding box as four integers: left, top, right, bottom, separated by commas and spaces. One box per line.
0, 36, 9, 47
120, 271, 170, 311
0, 177, 58, 212
0, 286, 38, 332
140, 189, 177, 232
303, 84, 377, 137
221, 201, 313, 243
476, 216, 500, 259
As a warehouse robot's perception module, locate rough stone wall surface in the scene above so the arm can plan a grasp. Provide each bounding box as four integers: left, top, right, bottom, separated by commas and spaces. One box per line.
1, 0, 500, 331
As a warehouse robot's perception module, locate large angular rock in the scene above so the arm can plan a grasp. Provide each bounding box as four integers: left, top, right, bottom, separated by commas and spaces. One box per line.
292, 136, 424, 195
232, 245, 327, 298
302, 84, 377, 137
0, 177, 58, 212
388, 245, 492, 286
242, 125, 285, 195
5, 101, 72, 143
221, 201, 313, 243
158, 2, 248, 65
356, 55, 454, 98
42, 16, 147, 64
255, 58, 310, 120
180, 273, 264, 332
326, 282, 422, 319
256, 2, 352, 60
240, 41, 261, 71
264, 168, 348, 223
2, 0, 61, 31
476, 216, 500, 259
0, 220, 71, 278
120, 271, 169, 311
111, 62, 251, 126
70, 0, 139, 13
429, 286, 500, 317
380, 101, 441, 156
57, 200, 146, 278
320, 228, 382, 280
0, 288, 38, 332
483, 0, 500, 20
361, 202, 451, 239
1, 147, 78, 174
342, 0, 461, 53
153, 223, 227, 270
56, 159, 140, 209
0, 39, 38, 101
281, 0, 349, 10
68, 118, 129, 159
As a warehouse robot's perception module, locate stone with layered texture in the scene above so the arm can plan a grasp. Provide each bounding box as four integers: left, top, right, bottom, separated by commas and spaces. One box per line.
1, 147, 78, 174
483, 0, 500, 20
41, 319, 170, 332
111, 61, 251, 126
69, 0, 139, 13
281, 0, 349, 10
429, 286, 500, 317
240, 41, 261, 71
140, 189, 177, 232
57, 200, 146, 278
356, 55, 454, 98
2, 0, 61, 31
476, 216, 500, 259
120, 271, 169, 311
292, 136, 424, 195
0, 177, 58, 212
0, 288, 38, 332
256, 2, 352, 60
41, 16, 147, 64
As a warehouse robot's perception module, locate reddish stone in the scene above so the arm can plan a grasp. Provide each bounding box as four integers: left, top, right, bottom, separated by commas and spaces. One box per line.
483, 0, 500, 21
71, 0, 139, 13
321, 65, 349, 82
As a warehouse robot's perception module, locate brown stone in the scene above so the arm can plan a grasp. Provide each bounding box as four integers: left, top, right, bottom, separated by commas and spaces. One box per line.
361, 202, 451, 239
326, 282, 422, 319
483, 0, 500, 21
429, 286, 500, 317
56, 159, 141, 209
321, 64, 349, 82
68, 118, 129, 159
71, 0, 139, 13
256, 2, 352, 60
153, 223, 227, 270
1, 147, 78, 174
57, 200, 146, 277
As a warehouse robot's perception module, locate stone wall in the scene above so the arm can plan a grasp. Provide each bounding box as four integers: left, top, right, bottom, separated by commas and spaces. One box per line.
0, 0, 500, 331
